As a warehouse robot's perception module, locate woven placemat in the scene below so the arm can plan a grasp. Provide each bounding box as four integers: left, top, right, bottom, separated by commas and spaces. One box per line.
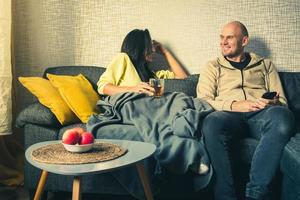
31, 142, 127, 165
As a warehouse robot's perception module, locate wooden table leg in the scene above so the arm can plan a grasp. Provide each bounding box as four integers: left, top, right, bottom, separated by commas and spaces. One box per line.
34, 170, 48, 200
72, 176, 82, 200
136, 162, 154, 200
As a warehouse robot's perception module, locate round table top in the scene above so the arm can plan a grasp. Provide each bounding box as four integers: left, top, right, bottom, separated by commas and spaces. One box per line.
25, 139, 156, 176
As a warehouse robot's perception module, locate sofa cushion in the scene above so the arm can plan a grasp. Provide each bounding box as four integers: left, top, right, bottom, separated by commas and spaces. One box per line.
281, 133, 300, 183
279, 72, 300, 112
18, 77, 78, 125
43, 66, 106, 91
16, 102, 62, 128
279, 72, 300, 131
164, 74, 199, 97
47, 73, 100, 123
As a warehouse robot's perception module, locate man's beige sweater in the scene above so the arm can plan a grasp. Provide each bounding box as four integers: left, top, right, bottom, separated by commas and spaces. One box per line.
197, 52, 287, 111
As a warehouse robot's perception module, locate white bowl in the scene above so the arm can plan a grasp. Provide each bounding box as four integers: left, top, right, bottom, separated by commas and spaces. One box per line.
62, 142, 94, 153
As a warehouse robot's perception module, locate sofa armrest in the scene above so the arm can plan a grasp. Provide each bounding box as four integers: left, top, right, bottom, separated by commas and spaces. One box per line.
280, 132, 300, 181
16, 102, 61, 128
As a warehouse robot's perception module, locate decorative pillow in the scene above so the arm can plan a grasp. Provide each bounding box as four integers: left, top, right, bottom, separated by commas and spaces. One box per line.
47, 73, 100, 123
18, 77, 78, 125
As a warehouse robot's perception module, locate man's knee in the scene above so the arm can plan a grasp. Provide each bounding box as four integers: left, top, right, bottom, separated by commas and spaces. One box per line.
203, 112, 227, 134
265, 106, 295, 137
202, 111, 241, 138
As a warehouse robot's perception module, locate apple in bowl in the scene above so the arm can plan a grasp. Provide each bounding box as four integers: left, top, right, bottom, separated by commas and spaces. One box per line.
62, 128, 81, 145
62, 127, 94, 153
80, 132, 95, 145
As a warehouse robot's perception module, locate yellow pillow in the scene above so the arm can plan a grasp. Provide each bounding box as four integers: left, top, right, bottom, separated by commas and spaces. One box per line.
47, 73, 99, 123
18, 77, 78, 125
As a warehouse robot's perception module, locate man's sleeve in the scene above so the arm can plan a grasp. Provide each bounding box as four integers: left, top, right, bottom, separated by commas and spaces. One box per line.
266, 60, 288, 106
196, 62, 234, 111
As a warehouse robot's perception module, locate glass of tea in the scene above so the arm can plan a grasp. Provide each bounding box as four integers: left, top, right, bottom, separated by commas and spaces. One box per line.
149, 78, 164, 97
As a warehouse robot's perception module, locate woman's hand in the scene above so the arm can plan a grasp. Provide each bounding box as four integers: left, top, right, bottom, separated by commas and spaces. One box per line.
152, 40, 187, 79
131, 82, 155, 96
102, 83, 154, 96
152, 40, 168, 54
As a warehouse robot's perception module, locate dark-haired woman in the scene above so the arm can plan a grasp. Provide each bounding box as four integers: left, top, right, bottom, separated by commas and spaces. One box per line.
97, 29, 187, 96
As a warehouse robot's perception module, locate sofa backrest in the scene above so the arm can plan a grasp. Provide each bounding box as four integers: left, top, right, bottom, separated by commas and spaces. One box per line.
43, 66, 300, 118
43, 66, 199, 97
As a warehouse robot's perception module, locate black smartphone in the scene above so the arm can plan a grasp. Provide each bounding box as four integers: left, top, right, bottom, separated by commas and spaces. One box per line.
261, 91, 277, 99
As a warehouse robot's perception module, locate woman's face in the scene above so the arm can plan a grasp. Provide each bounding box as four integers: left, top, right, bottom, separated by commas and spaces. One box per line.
145, 43, 154, 62
145, 52, 154, 62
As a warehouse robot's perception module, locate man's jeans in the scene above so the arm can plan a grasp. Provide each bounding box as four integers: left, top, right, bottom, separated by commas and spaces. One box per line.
202, 106, 295, 200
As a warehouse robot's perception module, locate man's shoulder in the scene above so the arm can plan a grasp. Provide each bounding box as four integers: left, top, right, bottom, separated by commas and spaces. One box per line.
248, 52, 273, 63
204, 58, 220, 68
246, 52, 276, 69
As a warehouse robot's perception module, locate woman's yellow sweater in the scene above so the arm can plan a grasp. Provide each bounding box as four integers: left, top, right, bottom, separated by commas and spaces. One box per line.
97, 53, 175, 94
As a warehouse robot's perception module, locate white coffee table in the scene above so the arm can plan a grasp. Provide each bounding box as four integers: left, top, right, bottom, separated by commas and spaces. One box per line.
25, 139, 156, 200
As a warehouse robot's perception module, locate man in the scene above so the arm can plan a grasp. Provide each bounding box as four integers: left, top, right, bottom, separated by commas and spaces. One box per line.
197, 21, 295, 200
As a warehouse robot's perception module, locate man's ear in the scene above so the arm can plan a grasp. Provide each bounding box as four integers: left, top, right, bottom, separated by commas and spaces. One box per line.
242, 36, 249, 47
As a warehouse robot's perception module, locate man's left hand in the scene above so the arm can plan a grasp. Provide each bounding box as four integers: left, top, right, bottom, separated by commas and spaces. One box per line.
255, 96, 280, 109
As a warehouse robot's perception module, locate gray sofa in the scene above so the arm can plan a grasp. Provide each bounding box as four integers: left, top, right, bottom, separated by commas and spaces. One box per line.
16, 66, 300, 200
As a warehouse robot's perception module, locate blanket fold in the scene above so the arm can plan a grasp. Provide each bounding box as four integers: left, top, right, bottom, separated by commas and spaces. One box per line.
87, 92, 213, 199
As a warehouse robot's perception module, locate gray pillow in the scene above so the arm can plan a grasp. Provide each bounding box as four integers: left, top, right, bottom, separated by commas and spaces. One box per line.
164, 75, 199, 97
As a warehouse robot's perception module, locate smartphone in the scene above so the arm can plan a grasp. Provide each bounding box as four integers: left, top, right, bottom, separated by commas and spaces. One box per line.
261, 91, 277, 99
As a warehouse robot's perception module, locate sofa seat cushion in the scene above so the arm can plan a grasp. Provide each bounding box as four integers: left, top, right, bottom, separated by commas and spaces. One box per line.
281, 133, 300, 183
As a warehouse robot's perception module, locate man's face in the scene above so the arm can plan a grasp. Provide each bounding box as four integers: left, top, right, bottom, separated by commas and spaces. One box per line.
220, 24, 247, 58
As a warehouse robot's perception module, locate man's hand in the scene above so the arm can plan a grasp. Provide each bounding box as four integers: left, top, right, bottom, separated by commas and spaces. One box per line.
256, 92, 281, 108
231, 95, 280, 112
231, 100, 261, 112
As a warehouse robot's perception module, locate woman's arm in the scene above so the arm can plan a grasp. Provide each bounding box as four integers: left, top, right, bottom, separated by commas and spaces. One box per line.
153, 40, 188, 79
103, 83, 154, 96
98, 53, 154, 96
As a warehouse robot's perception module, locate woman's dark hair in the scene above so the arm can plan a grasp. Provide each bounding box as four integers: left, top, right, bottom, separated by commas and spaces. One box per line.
121, 29, 155, 82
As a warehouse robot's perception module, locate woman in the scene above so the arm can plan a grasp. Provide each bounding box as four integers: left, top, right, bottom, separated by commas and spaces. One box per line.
94, 29, 209, 176
97, 29, 187, 96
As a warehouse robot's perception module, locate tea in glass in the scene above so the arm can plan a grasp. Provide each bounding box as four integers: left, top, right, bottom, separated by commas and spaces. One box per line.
149, 78, 164, 97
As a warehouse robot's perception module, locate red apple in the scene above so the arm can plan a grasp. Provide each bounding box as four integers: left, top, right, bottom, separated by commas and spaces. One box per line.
62, 129, 80, 144
79, 132, 94, 145
72, 127, 85, 135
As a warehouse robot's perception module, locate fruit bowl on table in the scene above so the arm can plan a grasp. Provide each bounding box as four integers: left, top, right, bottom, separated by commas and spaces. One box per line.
62, 142, 94, 153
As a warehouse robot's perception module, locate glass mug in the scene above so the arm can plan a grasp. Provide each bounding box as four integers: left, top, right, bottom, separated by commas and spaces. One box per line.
149, 78, 164, 97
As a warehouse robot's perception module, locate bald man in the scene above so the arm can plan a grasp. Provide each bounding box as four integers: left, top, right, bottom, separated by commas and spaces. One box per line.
197, 21, 295, 200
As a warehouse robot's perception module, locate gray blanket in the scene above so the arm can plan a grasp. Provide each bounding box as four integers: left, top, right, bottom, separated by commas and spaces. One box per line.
87, 92, 213, 199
